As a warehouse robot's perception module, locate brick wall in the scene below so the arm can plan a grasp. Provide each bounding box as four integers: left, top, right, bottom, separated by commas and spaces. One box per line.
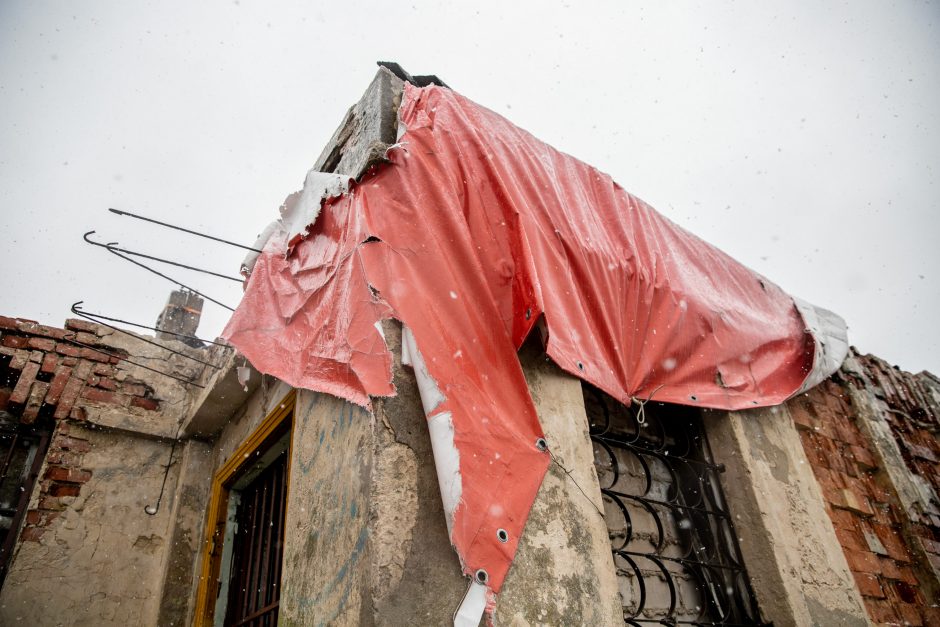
0, 315, 162, 542
790, 356, 940, 626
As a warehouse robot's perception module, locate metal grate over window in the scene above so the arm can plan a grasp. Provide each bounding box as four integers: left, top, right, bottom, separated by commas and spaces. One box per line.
584, 384, 769, 626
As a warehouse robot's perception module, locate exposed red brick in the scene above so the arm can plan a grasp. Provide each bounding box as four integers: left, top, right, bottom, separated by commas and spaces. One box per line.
131, 396, 160, 411
51, 434, 91, 454
79, 347, 111, 363
44, 365, 73, 405
0, 315, 19, 331
20, 526, 45, 543
48, 483, 80, 497
15, 321, 69, 340
53, 376, 85, 420
866, 599, 899, 624
790, 406, 816, 431
829, 507, 858, 531
69, 406, 87, 421
62, 356, 78, 366
24, 511, 42, 526
873, 524, 912, 562
26, 336, 55, 352
9, 361, 40, 405
53, 361, 91, 419
39, 352, 58, 374
835, 524, 868, 552
22, 381, 50, 424
878, 556, 904, 581
8, 349, 29, 370
923, 606, 940, 626
1, 334, 28, 349
849, 445, 878, 470
853, 572, 886, 598
45, 449, 83, 467
92, 363, 115, 376
896, 602, 925, 626
79, 386, 114, 405
64, 318, 100, 334
95, 378, 117, 391
845, 548, 881, 574
44, 466, 92, 484
831, 488, 874, 517
55, 343, 81, 358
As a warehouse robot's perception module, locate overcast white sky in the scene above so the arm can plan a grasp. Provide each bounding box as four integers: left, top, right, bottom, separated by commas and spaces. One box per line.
1, 1, 938, 375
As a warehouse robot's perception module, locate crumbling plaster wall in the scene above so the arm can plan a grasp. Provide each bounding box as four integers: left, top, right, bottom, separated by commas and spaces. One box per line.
156, 438, 214, 627
0, 422, 181, 626
279, 389, 374, 627
270, 321, 621, 625
0, 316, 209, 627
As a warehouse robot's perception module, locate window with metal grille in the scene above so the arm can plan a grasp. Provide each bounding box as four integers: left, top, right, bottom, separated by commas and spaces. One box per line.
196, 393, 294, 627
584, 384, 768, 626
219, 441, 289, 627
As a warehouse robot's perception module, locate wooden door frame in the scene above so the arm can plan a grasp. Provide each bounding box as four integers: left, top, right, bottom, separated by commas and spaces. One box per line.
192, 390, 295, 626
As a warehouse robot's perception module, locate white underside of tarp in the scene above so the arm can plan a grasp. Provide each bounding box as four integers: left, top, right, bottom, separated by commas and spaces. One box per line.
240, 170, 353, 276
402, 326, 486, 627
793, 297, 850, 395
454, 581, 489, 627
280, 169, 352, 250
401, 327, 461, 531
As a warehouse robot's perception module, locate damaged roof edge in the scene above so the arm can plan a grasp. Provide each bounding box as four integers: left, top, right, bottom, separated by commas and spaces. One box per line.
312, 66, 405, 180
185, 64, 411, 437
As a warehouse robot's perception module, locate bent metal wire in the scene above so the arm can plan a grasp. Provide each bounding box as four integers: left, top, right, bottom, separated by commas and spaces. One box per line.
584, 385, 770, 626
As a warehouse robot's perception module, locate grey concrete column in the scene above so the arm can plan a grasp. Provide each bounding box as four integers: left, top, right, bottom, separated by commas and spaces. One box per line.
702, 406, 870, 627
497, 339, 622, 625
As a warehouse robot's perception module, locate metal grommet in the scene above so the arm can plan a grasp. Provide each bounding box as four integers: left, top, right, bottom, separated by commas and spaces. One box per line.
689, 394, 698, 401
497, 528, 509, 543
475, 569, 489, 584
577, 361, 584, 371
525, 308, 532, 320
535, 437, 548, 452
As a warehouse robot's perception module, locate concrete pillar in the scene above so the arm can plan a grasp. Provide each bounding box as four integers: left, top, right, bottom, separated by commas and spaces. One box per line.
702, 405, 870, 627
496, 339, 622, 625
156, 438, 214, 627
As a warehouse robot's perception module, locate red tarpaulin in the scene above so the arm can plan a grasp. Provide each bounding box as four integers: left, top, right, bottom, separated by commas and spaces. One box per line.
223, 83, 846, 599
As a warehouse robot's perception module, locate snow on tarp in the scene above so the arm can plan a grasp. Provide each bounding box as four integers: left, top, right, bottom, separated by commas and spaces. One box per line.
223, 83, 847, 595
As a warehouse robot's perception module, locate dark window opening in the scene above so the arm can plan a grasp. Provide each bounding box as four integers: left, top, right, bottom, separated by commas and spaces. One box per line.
214, 424, 290, 627
0, 414, 50, 587
584, 384, 768, 626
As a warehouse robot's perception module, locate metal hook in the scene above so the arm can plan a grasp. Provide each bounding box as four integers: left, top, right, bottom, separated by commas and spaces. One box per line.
83, 231, 235, 311
71, 302, 221, 369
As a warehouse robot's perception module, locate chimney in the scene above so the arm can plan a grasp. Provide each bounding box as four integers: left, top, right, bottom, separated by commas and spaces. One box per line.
155, 289, 204, 348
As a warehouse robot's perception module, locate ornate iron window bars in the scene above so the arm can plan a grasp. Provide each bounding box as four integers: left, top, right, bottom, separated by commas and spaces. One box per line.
585, 385, 770, 626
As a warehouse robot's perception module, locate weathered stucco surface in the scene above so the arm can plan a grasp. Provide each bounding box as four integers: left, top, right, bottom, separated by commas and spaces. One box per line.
497, 339, 622, 626
279, 389, 374, 627
0, 423, 180, 626
80, 330, 204, 439
703, 406, 870, 627
369, 320, 466, 625
156, 438, 213, 627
